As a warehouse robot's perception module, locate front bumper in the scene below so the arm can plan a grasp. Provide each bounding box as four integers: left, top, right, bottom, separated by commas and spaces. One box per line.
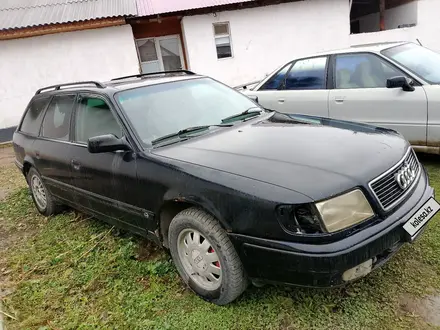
229, 169, 434, 287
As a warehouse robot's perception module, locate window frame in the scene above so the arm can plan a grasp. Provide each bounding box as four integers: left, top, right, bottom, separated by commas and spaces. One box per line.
258, 62, 294, 91
256, 55, 331, 92
281, 55, 330, 91
328, 51, 421, 90
135, 38, 161, 72
72, 93, 127, 147
39, 93, 77, 142
17, 95, 52, 137
135, 35, 186, 73
212, 22, 233, 60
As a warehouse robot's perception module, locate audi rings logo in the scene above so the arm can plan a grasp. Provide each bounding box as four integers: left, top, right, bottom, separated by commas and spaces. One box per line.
395, 161, 417, 190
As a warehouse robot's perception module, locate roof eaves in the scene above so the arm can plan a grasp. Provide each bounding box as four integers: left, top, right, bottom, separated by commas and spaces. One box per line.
0, 0, 137, 31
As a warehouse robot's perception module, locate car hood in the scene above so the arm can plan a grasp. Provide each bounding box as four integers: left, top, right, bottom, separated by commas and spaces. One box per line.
152, 113, 409, 200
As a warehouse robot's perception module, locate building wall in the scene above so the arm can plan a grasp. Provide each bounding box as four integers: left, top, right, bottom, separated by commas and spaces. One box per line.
0, 25, 139, 129
357, 2, 418, 33
351, 0, 440, 54
182, 0, 350, 86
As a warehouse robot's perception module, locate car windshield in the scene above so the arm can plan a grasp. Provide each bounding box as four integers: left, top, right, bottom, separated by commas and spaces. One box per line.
382, 43, 440, 84
115, 77, 262, 147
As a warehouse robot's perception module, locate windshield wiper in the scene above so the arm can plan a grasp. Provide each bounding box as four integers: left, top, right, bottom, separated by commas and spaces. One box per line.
221, 107, 262, 123
151, 124, 232, 146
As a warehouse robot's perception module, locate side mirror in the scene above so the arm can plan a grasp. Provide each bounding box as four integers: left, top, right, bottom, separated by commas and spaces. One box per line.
386, 76, 415, 92
247, 95, 259, 104
87, 134, 131, 154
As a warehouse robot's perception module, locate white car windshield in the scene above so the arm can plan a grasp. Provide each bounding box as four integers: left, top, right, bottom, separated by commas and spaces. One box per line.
382, 43, 440, 84
115, 77, 261, 147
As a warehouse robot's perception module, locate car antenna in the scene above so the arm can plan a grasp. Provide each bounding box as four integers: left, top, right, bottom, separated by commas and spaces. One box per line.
416, 38, 423, 46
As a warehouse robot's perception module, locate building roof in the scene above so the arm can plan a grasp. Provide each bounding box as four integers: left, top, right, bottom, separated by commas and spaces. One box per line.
136, 0, 255, 16
0, 0, 137, 31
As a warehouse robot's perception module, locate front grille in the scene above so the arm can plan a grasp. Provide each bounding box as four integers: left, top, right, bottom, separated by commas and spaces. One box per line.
369, 149, 420, 210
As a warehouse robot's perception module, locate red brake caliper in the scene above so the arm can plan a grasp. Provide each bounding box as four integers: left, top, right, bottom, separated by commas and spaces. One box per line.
208, 247, 220, 268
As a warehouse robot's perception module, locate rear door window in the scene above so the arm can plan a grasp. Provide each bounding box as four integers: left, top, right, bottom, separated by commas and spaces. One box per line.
284, 57, 328, 90
20, 97, 51, 136
41, 95, 76, 141
74, 96, 122, 144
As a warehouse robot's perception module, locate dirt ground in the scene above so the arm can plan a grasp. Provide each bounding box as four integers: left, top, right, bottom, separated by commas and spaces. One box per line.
400, 294, 440, 327
0, 146, 14, 166
0, 146, 23, 202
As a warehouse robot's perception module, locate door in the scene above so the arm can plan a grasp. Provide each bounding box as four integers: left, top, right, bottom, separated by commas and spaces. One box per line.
70, 95, 147, 235
34, 94, 77, 203
136, 36, 185, 74
251, 56, 330, 117
423, 85, 440, 146
328, 53, 428, 144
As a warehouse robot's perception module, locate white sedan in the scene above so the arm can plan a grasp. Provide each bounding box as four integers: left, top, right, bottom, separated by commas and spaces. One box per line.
243, 42, 440, 154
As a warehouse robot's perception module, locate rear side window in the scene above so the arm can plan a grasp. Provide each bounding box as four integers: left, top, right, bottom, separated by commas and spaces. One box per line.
259, 63, 292, 90
285, 57, 328, 90
20, 97, 50, 135
74, 96, 122, 143
41, 95, 76, 141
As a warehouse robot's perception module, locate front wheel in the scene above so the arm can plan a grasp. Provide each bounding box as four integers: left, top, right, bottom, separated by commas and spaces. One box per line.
169, 208, 247, 305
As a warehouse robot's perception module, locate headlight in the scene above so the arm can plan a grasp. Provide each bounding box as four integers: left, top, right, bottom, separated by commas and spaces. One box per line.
315, 189, 374, 233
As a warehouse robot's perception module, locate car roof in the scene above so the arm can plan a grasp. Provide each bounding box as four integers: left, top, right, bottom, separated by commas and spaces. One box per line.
105, 74, 203, 91
33, 71, 205, 97
314, 41, 409, 57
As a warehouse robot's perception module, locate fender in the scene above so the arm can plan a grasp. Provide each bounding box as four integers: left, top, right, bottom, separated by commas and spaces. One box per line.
22, 154, 37, 175
160, 189, 231, 231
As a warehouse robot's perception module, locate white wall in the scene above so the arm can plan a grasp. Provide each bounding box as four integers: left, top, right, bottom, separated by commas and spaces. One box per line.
351, 0, 440, 54
0, 25, 140, 129
386, 1, 418, 30
358, 2, 418, 33
182, 0, 350, 86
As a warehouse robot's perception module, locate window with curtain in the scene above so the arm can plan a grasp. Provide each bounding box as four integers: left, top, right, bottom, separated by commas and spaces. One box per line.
213, 22, 232, 59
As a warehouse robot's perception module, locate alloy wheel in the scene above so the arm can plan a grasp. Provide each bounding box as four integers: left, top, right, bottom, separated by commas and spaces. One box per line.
30, 174, 47, 210
177, 228, 222, 291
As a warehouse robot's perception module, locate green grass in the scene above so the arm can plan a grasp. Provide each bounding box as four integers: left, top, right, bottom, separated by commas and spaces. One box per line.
1, 159, 440, 329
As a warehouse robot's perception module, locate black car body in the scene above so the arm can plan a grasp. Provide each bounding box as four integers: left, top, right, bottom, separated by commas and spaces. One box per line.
13, 71, 435, 304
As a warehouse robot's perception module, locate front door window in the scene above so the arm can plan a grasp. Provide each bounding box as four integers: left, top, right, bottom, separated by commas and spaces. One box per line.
136, 36, 184, 73
334, 54, 403, 89
74, 96, 122, 144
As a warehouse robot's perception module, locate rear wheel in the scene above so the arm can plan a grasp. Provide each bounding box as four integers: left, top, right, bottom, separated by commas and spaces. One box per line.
27, 167, 62, 216
169, 207, 247, 305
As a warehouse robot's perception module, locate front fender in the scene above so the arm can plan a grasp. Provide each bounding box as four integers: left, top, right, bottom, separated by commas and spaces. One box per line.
160, 189, 230, 230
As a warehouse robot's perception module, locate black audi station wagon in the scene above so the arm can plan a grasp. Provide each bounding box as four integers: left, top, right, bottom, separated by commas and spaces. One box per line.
13, 71, 439, 305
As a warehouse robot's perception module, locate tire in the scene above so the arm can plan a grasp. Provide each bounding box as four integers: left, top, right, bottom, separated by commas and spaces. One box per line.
169, 207, 247, 305
27, 167, 62, 216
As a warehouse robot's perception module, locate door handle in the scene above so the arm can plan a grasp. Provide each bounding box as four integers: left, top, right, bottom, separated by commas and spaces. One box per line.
334, 96, 345, 103
71, 160, 81, 171
278, 99, 285, 104
35, 151, 40, 159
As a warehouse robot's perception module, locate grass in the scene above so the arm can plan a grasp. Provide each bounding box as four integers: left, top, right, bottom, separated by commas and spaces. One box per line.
1, 158, 440, 329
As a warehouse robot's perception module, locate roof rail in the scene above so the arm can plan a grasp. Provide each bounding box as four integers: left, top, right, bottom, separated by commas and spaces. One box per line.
111, 70, 196, 81
35, 81, 105, 95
